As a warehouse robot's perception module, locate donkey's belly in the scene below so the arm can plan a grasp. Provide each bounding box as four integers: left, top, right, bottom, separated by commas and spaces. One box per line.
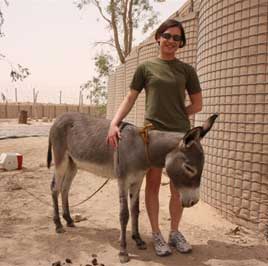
73, 159, 115, 178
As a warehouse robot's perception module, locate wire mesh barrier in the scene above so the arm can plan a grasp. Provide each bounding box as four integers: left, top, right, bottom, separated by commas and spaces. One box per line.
196, 0, 268, 235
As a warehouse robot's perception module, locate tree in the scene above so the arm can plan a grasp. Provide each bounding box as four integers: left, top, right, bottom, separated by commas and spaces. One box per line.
80, 52, 114, 105
76, 0, 165, 64
80, 52, 114, 117
77, 0, 164, 108
0, 0, 30, 81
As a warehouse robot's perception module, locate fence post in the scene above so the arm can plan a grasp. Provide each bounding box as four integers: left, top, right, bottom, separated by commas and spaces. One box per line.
5, 102, 7, 119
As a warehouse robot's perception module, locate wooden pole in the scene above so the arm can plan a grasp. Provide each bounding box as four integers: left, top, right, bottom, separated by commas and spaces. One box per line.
33, 88, 35, 119
33, 88, 35, 103
32, 88, 39, 119
15, 87, 17, 102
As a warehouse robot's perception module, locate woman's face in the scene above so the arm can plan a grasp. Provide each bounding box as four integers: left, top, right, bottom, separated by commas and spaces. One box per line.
157, 26, 182, 57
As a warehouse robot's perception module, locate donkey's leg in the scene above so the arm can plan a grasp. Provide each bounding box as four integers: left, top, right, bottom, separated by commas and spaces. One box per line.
61, 158, 77, 227
51, 157, 69, 233
129, 173, 147, 250
51, 173, 65, 233
117, 178, 130, 263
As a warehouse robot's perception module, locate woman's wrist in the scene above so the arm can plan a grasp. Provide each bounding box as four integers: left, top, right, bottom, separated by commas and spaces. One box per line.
111, 120, 119, 127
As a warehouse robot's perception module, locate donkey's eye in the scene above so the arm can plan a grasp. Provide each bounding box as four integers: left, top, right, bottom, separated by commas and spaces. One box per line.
182, 163, 197, 177
185, 164, 194, 173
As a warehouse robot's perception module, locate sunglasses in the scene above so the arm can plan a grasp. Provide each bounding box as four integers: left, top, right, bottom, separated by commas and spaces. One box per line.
161, 33, 182, 42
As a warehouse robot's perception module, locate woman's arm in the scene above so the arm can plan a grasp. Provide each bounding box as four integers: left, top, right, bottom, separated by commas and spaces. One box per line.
107, 89, 139, 148
186, 92, 202, 116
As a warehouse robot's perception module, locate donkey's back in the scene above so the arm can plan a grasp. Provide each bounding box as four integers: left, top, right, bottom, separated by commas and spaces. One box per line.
47, 112, 115, 175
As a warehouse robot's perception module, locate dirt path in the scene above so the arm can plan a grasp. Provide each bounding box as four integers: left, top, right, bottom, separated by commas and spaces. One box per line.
0, 136, 267, 266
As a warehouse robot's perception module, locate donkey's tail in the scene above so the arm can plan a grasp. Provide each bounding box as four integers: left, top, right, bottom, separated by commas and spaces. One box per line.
47, 137, 52, 169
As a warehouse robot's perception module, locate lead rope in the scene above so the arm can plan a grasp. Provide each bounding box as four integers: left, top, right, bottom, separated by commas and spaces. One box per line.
7, 168, 111, 208
139, 123, 155, 164
71, 178, 110, 207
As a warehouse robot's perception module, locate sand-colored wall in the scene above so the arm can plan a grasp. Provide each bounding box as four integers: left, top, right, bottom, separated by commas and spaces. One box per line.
0, 103, 94, 119
196, 0, 268, 234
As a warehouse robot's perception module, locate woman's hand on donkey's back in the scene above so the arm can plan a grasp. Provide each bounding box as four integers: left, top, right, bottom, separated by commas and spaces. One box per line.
106, 124, 121, 149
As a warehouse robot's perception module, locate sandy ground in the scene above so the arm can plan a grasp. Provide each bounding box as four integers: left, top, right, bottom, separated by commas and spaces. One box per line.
0, 120, 267, 266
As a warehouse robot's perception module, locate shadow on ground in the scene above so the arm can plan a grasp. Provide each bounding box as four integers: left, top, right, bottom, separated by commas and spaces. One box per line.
35, 225, 268, 266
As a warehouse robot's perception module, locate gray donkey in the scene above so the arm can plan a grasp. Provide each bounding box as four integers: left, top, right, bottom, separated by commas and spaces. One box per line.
47, 112, 218, 263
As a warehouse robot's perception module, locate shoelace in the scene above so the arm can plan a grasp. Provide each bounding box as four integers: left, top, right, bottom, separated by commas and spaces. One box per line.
153, 234, 167, 247
173, 232, 187, 243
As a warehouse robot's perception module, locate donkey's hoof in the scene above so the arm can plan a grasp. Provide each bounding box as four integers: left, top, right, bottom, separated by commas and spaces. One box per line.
67, 222, 75, 228
56, 227, 65, 233
119, 252, 129, 263
132, 235, 147, 250
137, 240, 147, 250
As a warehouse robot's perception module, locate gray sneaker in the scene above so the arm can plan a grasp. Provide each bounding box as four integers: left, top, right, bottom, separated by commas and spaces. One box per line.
168, 231, 192, 253
152, 232, 172, 256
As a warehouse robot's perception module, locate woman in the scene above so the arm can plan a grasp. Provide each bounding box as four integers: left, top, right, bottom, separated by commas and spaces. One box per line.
107, 19, 202, 256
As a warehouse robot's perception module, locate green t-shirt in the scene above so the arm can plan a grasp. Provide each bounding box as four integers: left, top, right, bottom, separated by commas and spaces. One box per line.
130, 58, 201, 132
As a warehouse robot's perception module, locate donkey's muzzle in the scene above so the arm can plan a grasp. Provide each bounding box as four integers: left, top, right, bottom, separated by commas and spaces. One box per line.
182, 198, 199, 208
180, 187, 200, 208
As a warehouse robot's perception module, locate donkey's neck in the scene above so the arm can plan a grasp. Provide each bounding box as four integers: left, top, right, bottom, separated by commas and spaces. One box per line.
147, 130, 184, 168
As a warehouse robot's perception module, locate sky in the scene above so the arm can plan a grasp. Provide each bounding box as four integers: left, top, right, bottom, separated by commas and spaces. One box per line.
0, 0, 188, 104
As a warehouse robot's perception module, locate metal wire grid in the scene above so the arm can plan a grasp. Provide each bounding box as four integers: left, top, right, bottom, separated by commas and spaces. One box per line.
106, 73, 116, 119
196, 0, 268, 234
125, 50, 139, 124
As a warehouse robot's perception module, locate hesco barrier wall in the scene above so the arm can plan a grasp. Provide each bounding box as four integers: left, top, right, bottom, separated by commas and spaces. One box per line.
106, 0, 268, 237
196, 0, 268, 234
0, 103, 97, 119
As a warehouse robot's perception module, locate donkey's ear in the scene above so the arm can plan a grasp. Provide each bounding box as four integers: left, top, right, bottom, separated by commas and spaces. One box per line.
200, 113, 219, 138
183, 127, 202, 146
182, 113, 218, 145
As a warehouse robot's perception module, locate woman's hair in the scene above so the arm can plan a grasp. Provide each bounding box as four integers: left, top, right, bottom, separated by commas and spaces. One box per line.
154, 19, 186, 48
